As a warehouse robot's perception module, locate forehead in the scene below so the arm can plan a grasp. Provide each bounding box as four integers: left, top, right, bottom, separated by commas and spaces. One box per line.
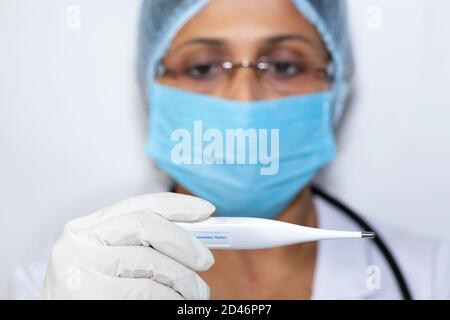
169, 0, 326, 52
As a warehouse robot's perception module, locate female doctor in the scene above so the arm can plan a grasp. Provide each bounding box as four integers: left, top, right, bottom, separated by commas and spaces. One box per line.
14, 0, 449, 299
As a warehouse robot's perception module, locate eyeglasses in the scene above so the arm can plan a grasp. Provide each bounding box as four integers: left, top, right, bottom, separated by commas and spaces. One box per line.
156, 58, 335, 95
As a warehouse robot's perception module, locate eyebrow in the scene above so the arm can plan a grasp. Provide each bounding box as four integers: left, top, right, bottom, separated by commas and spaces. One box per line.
170, 33, 319, 55
170, 38, 228, 54
265, 34, 316, 47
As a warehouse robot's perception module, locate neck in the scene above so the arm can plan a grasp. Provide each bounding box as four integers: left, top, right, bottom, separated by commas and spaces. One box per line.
173, 184, 316, 226
174, 184, 318, 299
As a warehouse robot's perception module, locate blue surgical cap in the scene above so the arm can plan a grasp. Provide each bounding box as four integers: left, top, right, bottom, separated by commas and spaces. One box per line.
138, 0, 353, 123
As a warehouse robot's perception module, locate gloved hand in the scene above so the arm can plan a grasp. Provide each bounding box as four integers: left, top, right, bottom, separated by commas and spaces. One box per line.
42, 192, 215, 299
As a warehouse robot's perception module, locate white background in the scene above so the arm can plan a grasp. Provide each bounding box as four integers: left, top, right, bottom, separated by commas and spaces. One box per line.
0, 0, 449, 298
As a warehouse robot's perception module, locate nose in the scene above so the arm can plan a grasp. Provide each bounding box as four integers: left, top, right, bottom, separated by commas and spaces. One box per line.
215, 67, 268, 101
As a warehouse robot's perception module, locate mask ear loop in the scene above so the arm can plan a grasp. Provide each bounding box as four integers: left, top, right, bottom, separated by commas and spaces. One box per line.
323, 62, 337, 128
155, 61, 167, 77
326, 62, 336, 82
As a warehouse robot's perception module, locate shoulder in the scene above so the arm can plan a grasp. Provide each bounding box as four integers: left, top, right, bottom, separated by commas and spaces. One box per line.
6, 231, 59, 300
314, 193, 450, 299
369, 218, 450, 299
8, 260, 48, 299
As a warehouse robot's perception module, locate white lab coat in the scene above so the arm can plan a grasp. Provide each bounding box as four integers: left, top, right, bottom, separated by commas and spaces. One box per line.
7, 194, 450, 299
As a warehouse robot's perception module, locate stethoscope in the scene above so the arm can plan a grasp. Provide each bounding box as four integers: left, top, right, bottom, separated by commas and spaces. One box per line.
171, 185, 413, 299
311, 185, 413, 300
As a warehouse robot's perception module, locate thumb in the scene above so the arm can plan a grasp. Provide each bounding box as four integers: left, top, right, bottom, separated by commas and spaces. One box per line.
114, 192, 216, 222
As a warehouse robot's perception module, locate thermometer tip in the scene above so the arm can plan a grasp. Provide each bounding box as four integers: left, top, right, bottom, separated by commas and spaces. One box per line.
362, 231, 376, 239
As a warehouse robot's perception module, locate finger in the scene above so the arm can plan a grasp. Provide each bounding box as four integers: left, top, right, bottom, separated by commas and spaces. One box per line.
81, 271, 185, 300
76, 245, 210, 299
71, 211, 215, 271
68, 192, 215, 232
102, 277, 185, 300
130, 192, 216, 221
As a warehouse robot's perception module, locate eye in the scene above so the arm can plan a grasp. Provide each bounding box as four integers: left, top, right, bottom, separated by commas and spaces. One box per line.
269, 61, 307, 79
184, 63, 222, 80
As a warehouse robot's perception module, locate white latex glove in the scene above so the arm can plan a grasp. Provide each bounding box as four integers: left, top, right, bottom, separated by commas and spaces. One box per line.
42, 192, 215, 299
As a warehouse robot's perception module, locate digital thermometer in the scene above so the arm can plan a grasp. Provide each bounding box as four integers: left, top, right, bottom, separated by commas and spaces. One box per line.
175, 217, 375, 250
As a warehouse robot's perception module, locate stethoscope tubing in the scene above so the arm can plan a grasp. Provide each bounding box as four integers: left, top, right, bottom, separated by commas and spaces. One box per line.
311, 185, 413, 300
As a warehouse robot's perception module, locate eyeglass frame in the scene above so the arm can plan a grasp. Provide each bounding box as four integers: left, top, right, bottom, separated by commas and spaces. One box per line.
155, 59, 336, 83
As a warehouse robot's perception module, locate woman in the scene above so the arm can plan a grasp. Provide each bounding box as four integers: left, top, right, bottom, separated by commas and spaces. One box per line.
33, 0, 449, 299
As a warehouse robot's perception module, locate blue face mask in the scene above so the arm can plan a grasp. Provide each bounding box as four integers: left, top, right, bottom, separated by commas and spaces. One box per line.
146, 83, 336, 219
